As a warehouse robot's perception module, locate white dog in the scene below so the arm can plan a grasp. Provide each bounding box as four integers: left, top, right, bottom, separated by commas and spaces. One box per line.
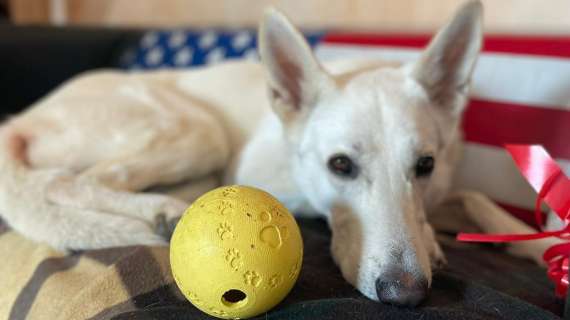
0, 1, 553, 306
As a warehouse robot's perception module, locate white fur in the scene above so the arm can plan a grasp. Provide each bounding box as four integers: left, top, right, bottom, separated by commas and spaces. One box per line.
0, 0, 554, 304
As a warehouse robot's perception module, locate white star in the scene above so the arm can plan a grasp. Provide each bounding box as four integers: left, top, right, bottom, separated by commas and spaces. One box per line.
169, 31, 187, 48
232, 31, 253, 50
243, 48, 259, 61
206, 47, 226, 64
174, 47, 194, 66
199, 31, 218, 49
145, 47, 164, 66
141, 32, 159, 48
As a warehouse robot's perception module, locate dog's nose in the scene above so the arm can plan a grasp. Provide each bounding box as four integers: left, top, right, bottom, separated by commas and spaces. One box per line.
375, 270, 428, 307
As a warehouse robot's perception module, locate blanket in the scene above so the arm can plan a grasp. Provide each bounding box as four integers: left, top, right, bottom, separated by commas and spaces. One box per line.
0, 202, 564, 320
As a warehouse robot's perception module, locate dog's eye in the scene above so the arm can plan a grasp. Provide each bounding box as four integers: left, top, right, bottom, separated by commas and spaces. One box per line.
415, 156, 435, 177
328, 154, 357, 178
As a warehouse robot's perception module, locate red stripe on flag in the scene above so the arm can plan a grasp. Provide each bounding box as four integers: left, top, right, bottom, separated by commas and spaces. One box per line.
462, 99, 570, 159
323, 34, 431, 48
484, 36, 570, 59
323, 34, 570, 58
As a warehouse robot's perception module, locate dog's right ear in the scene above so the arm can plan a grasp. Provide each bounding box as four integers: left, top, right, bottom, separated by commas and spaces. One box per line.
258, 8, 333, 122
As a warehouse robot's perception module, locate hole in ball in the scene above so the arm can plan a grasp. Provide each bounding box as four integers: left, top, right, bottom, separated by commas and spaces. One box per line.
221, 289, 247, 307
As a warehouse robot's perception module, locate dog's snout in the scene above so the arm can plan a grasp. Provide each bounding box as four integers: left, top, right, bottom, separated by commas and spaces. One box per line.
375, 270, 428, 307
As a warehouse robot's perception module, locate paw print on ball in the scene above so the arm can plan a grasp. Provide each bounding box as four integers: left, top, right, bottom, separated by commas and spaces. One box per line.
217, 222, 234, 240
259, 209, 290, 249
209, 307, 228, 317
268, 274, 283, 288
222, 186, 239, 197
270, 205, 286, 219
243, 270, 262, 287
288, 258, 301, 280
225, 248, 243, 271
217, 200, 234, 215
186, 290, 206, 309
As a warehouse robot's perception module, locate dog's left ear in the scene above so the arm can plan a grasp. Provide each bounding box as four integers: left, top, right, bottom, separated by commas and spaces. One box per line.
412, 0, 483, 115
258, 8, 333, 122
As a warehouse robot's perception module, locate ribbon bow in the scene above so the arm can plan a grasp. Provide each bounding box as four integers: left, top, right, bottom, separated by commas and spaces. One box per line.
457, 144, 570, 297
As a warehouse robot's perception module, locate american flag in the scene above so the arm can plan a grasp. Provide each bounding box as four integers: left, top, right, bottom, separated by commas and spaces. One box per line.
128, 30, 570, 226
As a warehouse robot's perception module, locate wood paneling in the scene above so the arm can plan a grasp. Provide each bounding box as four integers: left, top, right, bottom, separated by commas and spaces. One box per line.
8, 0, 570, 34
9, 0, 50, 24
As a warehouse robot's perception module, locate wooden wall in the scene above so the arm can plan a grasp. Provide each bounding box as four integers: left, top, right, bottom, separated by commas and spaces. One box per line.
8, 0, 570, 34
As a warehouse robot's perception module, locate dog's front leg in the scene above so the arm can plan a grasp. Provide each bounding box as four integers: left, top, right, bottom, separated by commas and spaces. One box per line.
46, 175, 188, 232
449, 190, 561, 265
420, 220, 447, 269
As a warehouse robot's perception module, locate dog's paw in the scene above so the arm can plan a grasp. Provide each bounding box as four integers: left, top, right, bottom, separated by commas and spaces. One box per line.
431, 254, 447, 270
145, 196, 187, 241
154, 213, 181, 241
156, 197, 188, 220
94, 217, 169, 249
430, 242, 447, 270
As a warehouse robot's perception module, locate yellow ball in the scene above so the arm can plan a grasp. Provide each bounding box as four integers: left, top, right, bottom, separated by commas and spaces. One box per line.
170, 185, 303, 319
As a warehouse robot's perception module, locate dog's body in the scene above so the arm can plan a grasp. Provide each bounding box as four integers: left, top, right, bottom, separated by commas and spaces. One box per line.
0, 1, 555, 306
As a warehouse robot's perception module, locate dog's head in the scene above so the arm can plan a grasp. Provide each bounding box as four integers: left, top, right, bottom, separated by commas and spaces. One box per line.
258, 1, 482, 306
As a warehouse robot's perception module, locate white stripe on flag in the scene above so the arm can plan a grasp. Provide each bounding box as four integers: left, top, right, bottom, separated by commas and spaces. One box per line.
454, 142, 570, 210
315, 44, 570, 109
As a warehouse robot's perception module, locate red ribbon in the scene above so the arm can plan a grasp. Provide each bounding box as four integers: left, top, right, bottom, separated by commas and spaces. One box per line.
457, 144, 570, 297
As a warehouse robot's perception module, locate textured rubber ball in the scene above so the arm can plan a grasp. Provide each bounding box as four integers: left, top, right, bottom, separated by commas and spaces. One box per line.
170, 185, 303, 319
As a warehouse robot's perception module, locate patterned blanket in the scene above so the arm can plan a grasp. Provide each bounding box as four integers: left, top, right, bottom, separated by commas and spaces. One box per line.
0, 196, 564, 320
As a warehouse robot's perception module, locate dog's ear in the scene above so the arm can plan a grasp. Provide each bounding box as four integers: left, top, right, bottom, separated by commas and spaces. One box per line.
412, 0, 483, 115
259, 8, 333, 121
